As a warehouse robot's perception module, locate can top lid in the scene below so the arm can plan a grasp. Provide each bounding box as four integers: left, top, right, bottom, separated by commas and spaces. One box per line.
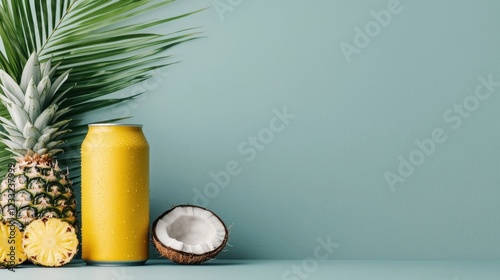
88, 123, 143, 127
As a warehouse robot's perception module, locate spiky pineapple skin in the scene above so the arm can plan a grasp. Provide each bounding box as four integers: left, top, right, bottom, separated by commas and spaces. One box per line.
0, 156, 77, 232
23, 218, 78, 267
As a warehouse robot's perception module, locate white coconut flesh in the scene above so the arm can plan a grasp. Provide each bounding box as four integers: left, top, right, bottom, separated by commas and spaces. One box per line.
154, 206, 226, 255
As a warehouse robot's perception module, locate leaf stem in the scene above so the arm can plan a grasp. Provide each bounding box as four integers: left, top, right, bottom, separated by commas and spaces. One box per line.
38, 0, 79, 58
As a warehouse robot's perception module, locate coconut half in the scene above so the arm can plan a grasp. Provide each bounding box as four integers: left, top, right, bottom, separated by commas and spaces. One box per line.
152, 205, 228, 264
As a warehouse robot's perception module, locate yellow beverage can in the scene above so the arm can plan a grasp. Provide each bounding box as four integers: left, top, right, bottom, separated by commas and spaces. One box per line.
81, 124, 149, 266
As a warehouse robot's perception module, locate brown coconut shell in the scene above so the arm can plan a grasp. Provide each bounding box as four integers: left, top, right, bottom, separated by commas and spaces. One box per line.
152, 205, 229, 265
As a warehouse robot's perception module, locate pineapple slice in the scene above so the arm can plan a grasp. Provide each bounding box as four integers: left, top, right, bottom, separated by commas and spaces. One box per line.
23, 218, 78, 267
0, 221, 27, 268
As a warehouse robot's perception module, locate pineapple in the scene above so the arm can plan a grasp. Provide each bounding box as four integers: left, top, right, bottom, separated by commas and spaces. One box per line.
0, 53, 77, 231
0, 221, 27, 268
23, 218, 78, 267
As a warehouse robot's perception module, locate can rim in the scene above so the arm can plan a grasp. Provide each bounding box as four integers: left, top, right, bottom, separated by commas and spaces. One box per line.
88, 123, 143, 127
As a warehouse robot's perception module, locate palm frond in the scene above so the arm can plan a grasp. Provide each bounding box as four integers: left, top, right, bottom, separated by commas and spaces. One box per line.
0, 0, 203, 179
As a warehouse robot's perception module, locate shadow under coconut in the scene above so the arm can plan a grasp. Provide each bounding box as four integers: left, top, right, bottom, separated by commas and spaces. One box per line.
145, 259, 249, 266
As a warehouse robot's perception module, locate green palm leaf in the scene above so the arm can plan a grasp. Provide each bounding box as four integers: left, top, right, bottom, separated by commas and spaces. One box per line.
0, 0, 202, 180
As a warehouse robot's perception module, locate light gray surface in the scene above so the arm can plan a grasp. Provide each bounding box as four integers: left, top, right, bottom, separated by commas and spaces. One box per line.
3, 260, 500, 280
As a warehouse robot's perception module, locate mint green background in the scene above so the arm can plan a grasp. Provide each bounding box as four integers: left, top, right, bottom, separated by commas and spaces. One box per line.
91, 0, 500, 259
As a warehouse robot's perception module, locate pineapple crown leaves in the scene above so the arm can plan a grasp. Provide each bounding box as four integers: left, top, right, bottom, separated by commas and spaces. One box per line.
0, 52, 72, 158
